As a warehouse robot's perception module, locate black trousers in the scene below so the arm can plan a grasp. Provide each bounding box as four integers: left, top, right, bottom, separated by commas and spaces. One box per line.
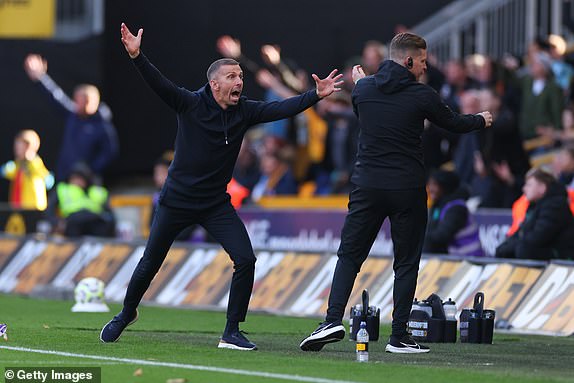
122, 200, 256, 323
326, 186, 428, 338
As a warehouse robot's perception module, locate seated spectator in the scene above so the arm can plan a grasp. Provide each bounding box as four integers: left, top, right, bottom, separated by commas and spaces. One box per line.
496, 167, 574, 260
423, 170, 483, 256
46, 163, 115, 237
251, 149, 298, 201
1, 130, 52, 210
552, 145, 574, 187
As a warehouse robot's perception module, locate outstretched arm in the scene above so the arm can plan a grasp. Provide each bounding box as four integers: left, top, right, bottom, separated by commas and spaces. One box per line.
120, 23, 197, 112
24, 54, 76, 115
246, 70, 343, 124
425, 90, 492, 133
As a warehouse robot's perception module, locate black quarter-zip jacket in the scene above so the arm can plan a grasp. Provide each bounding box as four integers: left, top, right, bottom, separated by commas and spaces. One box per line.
351, 60, 485, 190
133, 53, 320, 209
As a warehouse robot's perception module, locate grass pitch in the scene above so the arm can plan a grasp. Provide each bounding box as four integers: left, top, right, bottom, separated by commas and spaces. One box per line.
0, 294, 572, 383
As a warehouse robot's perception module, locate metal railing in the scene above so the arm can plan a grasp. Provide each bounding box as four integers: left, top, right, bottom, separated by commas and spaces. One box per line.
412, 0, 565, 64
53, 0, 104, 41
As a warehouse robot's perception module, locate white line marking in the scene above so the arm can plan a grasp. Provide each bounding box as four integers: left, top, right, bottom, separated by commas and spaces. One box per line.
0, 346, 361, 383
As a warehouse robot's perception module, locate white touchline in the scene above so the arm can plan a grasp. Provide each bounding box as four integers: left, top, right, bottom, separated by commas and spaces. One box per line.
0, 346, 362, 383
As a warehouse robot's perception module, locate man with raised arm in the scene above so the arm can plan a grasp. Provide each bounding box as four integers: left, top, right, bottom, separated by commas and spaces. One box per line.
100, 23, 343, 351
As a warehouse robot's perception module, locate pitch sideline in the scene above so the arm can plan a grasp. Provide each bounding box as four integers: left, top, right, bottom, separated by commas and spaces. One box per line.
0, 345, 361, 383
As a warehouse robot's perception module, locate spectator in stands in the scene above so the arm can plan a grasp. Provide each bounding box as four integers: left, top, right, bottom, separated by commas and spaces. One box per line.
1, 130, 52, 210
552, 145, 574, 187
316, 90, 358, 194
46, 163, 115, 238
518, 52, 563, 140
24, 54, 119, 181
453, 90, 482, 185
361, 40, 386, 75
548, 34, 574, 92
423, 170, 482, 256
471, 89, 530, 208
440, 59, 479, 113
496, 167, 574, 260
251, 149, 298, 201
150, 151, 174, 227
232, 138, 260, 194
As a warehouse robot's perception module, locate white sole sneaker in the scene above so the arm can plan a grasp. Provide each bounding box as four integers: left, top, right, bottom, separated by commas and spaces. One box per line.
385, 343, 430, 353
300, 324, 345, 351
217, 340, 257, 351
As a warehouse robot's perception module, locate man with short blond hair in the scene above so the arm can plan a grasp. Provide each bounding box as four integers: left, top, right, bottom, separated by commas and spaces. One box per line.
300, 32, 492, 354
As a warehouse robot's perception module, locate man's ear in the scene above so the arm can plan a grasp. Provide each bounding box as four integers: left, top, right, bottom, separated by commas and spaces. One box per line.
210, 79, 218, 90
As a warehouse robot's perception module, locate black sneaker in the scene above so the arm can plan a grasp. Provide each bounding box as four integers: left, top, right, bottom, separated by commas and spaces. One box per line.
218, 330, 257, 351
385, 334, 430, 353
299, 321, 345, 351
99, 309, 139, 343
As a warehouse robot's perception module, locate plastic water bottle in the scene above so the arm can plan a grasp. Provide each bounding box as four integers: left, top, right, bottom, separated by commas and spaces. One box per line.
356, 321, 369, 362
443, 298, 457, 321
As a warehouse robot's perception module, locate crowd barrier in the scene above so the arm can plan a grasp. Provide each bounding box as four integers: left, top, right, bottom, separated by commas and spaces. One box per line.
1, 234, 572, 336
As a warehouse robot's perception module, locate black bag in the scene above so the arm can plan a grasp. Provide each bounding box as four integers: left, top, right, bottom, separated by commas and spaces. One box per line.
349, 290, 380, 341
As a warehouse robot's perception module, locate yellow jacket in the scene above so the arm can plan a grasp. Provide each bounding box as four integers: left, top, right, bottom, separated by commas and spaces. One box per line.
1, 156, 50, 210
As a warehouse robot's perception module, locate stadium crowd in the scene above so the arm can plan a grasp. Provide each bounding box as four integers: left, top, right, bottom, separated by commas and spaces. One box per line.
3, 32, 574, 260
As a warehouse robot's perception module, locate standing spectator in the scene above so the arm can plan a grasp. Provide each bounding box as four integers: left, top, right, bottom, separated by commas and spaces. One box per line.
472, 89, 530, 208
361, 40, 386, 75
1, 130, 52, 210
423, 170, 482, 257
519, 52, 563, 140
496, 168, 574, 260
24, 54, 118, 181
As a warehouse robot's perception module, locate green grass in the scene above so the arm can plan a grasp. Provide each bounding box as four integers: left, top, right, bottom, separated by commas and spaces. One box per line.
0, 294, 572, 383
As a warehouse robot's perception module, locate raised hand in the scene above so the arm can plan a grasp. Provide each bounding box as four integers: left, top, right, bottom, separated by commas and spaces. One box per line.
217, 35, 241, 59
24, 54, 47, 81
312, 69, 344, 99
261, 45, 281, 66
120, 22, 143, 58
352, 65, 366, 84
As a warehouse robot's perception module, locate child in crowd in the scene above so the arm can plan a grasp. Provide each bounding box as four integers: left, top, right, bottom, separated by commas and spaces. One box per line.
1, 129, 52, 210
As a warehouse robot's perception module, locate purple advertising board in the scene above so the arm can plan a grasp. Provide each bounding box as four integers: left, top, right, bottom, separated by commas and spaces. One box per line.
238, 208, 512, 257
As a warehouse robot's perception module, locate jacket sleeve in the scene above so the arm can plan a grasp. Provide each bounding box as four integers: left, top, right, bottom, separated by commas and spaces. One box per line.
520, 200, 571, 248
423, 88, 485, 133
243, 90, 320, 125
36, 74, 76, 115
132, 53, 199, 113
424, 205, 468, 250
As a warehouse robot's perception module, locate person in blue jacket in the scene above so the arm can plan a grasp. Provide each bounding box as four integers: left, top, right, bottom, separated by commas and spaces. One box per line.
100, 23, 343, 350
24, 54, 119, 182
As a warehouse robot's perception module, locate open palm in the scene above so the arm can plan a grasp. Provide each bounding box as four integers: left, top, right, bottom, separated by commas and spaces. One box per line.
312, 69, 344, 99
120, 22, 143, 58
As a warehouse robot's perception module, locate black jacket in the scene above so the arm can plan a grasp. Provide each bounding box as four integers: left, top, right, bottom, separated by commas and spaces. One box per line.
133, 53, 319, 208
351, 60, 485, 189
496, 182, 574, 260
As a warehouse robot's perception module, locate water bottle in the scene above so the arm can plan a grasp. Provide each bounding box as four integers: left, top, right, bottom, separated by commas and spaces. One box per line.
443, 298, 457, 321
356, 321, 369, 362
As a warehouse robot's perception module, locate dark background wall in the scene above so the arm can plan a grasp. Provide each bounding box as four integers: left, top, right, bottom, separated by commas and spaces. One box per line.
0, 0, 452, 200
